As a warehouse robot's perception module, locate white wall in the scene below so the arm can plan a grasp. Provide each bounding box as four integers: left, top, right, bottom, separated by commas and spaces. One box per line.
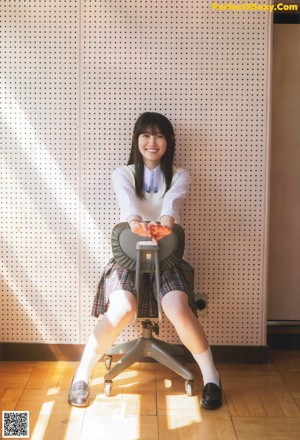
268, 24, 300, 321
0, 1, 272, 346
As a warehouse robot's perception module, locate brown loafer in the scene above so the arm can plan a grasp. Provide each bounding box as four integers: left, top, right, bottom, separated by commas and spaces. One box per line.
68, 377, 90, 407
200, 382, 222, 410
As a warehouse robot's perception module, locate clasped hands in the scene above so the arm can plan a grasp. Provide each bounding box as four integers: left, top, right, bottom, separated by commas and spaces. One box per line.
130, 221, 172, 241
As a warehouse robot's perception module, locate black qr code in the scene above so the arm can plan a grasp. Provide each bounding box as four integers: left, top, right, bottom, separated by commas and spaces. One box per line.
2, 411, 29, 438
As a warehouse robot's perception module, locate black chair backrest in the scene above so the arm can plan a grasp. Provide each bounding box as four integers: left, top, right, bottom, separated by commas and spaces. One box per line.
111, 222, 185, 273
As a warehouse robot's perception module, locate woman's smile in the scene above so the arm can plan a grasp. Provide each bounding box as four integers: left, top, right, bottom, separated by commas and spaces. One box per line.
138, 132, 167, 169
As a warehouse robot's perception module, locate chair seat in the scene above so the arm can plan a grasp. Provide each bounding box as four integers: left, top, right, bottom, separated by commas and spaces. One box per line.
111, 222, 185, 272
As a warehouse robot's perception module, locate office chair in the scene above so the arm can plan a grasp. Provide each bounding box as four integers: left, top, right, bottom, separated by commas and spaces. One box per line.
103, 222, 194, 397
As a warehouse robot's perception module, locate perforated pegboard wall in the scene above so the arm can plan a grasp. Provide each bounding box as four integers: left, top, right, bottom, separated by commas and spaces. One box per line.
1, 1, 271, 346
0, 1, 80, 343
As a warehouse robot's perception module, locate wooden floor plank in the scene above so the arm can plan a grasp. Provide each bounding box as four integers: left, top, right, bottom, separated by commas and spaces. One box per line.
225, 392, 250, 417
16, 388, 84, 416
279, 370, 300, 393
86, 390, 157, 416
243, 392, 267, 417
232, 417, 300, 440
258, 392, 288, 417
0, 388, 24, 411
1, 350, 300, 439
80, 415, 158, 440
292, 392, 300, 410
159, 415, 237, 440
221, 369, 288, 393
26, 363, 63, 389
274, 391, 300, 417
28, 412, 85, 440
0, 362, 34, 389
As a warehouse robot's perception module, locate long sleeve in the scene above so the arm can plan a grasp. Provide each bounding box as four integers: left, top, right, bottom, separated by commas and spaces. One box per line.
112, 166, 143, 221
112, 165, 191, 223
160, 168, 191, 222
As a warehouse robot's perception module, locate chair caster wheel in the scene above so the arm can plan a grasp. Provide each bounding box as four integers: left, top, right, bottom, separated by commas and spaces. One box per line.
104, 355, 112, 370
185, 380, 194, 396
104, 380, 113, 397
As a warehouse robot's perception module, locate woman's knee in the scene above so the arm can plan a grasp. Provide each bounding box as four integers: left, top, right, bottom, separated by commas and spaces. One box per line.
108, 290, 137, 322
161, 290, 190, 321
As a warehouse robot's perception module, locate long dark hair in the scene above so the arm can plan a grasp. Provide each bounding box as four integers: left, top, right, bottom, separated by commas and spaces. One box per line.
127, 112, 175, 199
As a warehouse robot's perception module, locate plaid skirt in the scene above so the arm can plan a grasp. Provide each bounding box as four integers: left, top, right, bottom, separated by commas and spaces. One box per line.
91, 258, 198, 318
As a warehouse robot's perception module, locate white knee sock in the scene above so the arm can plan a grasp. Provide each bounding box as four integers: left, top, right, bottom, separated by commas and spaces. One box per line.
73, 349, 102, 384
192, 347, 220, 387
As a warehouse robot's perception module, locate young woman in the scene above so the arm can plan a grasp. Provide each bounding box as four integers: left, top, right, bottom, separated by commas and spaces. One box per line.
68, 112, 222, 409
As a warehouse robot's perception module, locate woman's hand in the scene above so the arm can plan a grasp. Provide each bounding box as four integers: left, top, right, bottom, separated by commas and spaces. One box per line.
129, 220, 172, 241
148, 222, 172, 241
130, 221, 152, 238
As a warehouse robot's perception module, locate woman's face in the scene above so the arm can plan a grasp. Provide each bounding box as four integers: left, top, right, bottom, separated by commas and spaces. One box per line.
138, 130, 167, 169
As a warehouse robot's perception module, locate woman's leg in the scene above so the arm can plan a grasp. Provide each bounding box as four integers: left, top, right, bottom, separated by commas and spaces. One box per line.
161, 290, 219, 387
75, 289, 137, 382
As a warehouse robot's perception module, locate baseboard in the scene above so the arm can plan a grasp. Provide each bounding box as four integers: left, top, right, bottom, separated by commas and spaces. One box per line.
0, 343, 270, 363
0, 343, 86, 362
212, 345, 269, 363
267, 324, 300, 349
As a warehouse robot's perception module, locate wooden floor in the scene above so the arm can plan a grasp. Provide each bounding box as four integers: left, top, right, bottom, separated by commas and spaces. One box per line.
1, 350, 300, 439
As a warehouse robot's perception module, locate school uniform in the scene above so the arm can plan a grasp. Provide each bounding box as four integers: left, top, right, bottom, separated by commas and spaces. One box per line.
92, 164, 197, 318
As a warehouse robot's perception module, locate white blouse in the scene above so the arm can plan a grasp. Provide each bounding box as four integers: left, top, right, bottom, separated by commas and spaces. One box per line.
112, 164, 191, 223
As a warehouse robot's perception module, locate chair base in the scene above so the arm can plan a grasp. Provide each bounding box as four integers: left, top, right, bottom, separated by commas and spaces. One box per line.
104, 320, 193, 383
